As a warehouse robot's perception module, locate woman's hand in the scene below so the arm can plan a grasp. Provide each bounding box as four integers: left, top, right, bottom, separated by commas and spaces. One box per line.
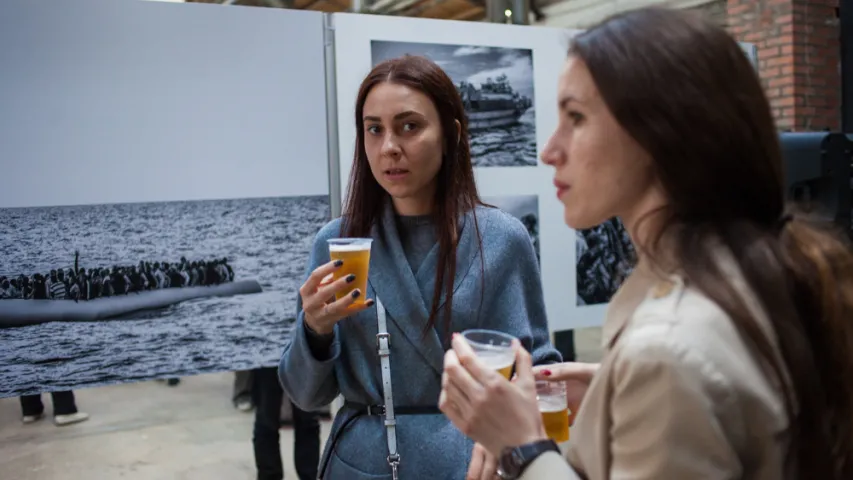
298, 259, 374, 335
531, 362, 598, 424
439, 334, 547, 458
467, 442, 500, 480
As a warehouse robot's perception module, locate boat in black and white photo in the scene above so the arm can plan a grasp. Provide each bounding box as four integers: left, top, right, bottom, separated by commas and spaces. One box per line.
457, 74, 533, 131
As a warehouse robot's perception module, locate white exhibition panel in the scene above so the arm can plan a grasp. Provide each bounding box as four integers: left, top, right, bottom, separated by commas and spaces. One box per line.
332, 13, 596, 331
0, 0, 331, 397
0, 0, 330, 209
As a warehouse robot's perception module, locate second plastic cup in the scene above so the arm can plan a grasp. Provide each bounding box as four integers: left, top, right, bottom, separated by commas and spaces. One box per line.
327, 238, 372, 305
536, 380, 570, 443
460, 329, 517, 380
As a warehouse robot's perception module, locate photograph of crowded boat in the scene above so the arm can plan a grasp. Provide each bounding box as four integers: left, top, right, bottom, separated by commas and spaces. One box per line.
0, 254, 259, 327
0, 194, 328, 397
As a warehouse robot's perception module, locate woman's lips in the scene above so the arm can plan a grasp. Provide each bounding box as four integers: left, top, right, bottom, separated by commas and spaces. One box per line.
385, 168, 410, 181
554, 179, 570, 198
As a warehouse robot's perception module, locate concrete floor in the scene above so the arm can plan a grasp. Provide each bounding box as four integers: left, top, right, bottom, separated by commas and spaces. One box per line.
0, 328, 602, 480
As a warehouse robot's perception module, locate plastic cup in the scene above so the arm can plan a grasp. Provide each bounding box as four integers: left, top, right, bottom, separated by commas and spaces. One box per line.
536, 380, 570, 443
460, 329, 517, 379
327, 238, 372, 304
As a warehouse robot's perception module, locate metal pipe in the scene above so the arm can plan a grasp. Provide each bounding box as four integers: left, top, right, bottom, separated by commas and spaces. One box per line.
322, 13, 343, 218
510, 0, 528, 25
485, 0, 509, 23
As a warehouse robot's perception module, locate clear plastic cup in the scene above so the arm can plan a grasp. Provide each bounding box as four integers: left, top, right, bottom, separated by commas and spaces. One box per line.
327, 238, 372, 304
536, 380, 570, 443
460, 329, 517, 379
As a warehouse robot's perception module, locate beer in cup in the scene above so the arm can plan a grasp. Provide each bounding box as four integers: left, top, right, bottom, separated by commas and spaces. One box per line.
536, 380, 570, 443
460, 329, 517, 380
327, 238, 372, 305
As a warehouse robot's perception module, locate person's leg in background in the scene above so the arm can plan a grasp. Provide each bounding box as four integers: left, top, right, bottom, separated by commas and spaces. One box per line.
19, 394, 45, 423
233, 370, 254, 412
252, 367, 284, 480
51, 390, 89, 426
291, 402, 320, 480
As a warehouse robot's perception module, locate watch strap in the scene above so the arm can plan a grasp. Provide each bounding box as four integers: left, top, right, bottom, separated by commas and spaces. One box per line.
497, 438, 560, 479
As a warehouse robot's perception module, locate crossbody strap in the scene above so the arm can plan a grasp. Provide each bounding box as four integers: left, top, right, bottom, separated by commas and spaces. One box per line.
375, 298, 400, 479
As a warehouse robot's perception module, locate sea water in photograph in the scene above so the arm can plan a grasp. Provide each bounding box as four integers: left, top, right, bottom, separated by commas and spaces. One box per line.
371, 40, 536, 167
575, 218, 636, 306
0, 195, 329, 397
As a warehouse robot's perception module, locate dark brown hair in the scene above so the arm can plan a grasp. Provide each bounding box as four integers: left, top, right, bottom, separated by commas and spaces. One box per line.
341, 54, 487, 336
572, 7, 853, 477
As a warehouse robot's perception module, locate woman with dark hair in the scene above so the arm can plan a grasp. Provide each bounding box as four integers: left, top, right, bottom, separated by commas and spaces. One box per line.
278, 54, 561, 479
439, 7, 853, 480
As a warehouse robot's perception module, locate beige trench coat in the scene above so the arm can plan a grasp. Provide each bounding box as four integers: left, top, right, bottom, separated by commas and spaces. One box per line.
521, 252, 792, 479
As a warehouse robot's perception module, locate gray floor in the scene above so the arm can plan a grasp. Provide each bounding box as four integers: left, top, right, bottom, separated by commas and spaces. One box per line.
0, 327, 603, 480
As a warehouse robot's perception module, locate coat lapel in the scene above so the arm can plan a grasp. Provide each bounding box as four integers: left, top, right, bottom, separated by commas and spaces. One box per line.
414, 208, 480, 337
368, 202, 446, 377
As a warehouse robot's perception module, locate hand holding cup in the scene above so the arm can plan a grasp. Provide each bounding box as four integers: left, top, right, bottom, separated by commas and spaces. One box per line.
299, 238, 375, 335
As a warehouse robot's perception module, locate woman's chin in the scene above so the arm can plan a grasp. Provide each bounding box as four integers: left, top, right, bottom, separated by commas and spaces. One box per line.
564, 210, 600, 231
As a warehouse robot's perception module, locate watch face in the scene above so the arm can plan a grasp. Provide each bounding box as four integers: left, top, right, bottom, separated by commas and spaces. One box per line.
511, 449, 526, 468
499, 439, 560, 479
498, 447, 525, 478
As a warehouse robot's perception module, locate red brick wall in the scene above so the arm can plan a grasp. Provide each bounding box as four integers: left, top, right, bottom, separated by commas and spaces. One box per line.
727, 0, 840, 131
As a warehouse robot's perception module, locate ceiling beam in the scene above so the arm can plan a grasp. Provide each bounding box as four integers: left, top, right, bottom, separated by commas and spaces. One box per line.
451, 6, 484, 19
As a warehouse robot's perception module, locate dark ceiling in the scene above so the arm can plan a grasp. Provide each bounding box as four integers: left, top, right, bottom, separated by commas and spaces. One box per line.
186, 0, 562, 23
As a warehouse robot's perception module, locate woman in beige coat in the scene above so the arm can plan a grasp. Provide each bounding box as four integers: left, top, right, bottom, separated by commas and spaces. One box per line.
438, 6, 853, 480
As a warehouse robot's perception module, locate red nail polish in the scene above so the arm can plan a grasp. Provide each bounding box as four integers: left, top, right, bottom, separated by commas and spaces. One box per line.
542, 370, 552, 376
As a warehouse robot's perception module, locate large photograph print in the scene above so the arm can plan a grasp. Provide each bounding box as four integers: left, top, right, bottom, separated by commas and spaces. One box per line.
371, 40, 536, 167
0, 0, 331, 398
0, 196, 329, 397
575, 219, 635, 306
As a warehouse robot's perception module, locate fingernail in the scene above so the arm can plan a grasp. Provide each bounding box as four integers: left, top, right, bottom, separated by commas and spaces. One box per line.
351, 290, 361, 299
334, 260, 343, 267
542, 370, 552, 376
346, 274, 355, 283
366, 299, 375, 306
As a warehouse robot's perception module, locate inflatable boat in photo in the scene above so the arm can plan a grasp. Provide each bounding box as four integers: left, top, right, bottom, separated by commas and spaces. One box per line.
0, 279, 263, 328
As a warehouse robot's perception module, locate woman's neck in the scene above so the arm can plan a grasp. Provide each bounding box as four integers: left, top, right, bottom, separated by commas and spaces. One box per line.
392, 197, 433, 216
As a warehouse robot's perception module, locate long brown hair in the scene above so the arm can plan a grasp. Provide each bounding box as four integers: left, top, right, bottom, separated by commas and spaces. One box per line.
341, 54, 487, 336
572, 7, 853, 477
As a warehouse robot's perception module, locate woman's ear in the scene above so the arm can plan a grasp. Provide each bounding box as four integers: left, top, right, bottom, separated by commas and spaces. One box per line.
455, 119, 462, 145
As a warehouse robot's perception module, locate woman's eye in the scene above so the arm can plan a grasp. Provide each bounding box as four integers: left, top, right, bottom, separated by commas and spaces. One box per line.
402, 122, 418, 132
568, 111, 584, 124
366, 125, 380, 134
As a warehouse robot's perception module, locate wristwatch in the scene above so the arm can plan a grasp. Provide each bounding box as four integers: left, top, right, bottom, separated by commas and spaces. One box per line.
496, 438, 560, 479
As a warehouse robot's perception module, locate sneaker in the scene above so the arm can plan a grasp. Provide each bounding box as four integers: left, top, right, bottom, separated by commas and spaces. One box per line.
22, 413, 44, 424
54, 412, 89, 427
236, 399, 253, 412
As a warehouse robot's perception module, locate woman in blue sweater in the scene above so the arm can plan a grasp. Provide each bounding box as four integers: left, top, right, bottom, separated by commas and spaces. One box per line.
278, 54, 562, 479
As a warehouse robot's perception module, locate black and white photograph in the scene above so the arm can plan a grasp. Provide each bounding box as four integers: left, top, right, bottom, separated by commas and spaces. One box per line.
575, 218, 636, 306
372, 40, 537, 168
0, 195, 330, 397
483, 195, 540, 263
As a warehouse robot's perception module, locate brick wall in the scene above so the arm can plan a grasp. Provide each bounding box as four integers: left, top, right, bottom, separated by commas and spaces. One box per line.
727, 0, 840, 131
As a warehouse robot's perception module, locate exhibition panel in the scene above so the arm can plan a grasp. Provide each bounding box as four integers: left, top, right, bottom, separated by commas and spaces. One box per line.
0, 0, 330, 397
